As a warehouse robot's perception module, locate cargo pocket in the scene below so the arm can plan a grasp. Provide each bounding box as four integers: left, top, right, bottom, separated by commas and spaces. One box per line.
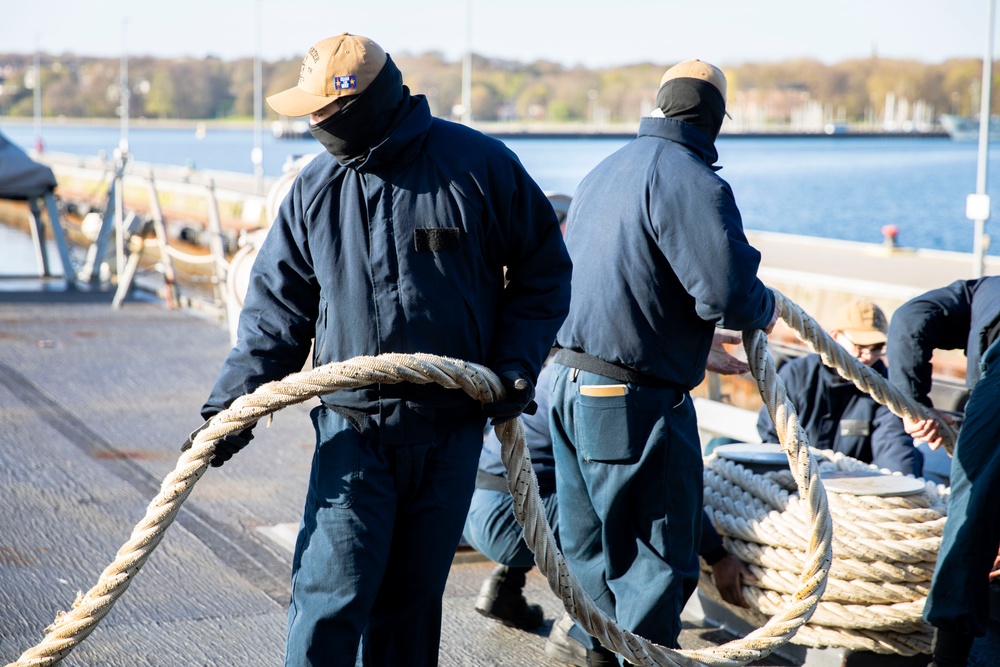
576, 391, 642, 463
308, 405, 361, 507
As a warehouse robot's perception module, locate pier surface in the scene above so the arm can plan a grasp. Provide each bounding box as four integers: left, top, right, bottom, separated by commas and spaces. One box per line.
0, 288, 799, 666
3, 229, 999, 666
751, 230, 1000, 295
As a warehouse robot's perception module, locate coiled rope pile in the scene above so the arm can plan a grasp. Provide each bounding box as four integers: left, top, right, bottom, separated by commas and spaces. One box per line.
700, 450, 947, 656
695, 290, 954, 657
6, 289, 948, 666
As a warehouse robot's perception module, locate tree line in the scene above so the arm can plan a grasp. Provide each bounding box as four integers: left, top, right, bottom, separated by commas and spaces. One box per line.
0, 50, 992, 129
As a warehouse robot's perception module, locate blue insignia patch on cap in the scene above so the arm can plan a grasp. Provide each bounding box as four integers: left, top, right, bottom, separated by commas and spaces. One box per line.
333, 75, 357, 90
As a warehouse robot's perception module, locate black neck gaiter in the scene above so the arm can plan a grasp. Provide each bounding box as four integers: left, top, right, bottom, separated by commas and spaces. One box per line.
656, 78, 727, 141
309, 55, 410, 165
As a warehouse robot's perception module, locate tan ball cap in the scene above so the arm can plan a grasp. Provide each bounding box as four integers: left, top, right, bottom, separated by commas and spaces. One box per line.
833, 299, 889, 346
659, 59, 728, 102
266, 33, 387, 118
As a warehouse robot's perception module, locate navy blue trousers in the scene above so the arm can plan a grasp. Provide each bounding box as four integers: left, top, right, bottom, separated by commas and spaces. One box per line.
284, 405, 484, 667
548, 364, 702, 656
925, 338, 1000, 637
463, 487, 559, 568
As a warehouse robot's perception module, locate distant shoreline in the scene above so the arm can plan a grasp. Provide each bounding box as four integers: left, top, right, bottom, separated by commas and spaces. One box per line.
0, 115, 949, 140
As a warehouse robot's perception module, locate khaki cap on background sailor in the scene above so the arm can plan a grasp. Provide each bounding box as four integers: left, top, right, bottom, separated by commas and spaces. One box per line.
652, 58, 732, 137
266, 33, 387, 117
832, 299, 889, 346
659, 59, 728, 101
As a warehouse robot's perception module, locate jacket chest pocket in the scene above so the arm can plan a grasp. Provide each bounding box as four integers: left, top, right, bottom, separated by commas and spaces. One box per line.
414, 227, 461, 252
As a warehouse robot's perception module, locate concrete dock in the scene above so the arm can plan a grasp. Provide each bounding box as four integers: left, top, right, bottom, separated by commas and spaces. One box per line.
2, 228, 998, 666
750, 229, 1000, 320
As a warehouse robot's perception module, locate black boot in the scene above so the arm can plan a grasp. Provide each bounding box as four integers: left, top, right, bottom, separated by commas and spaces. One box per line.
474, 564, 544, 630
931, 627, 976, 667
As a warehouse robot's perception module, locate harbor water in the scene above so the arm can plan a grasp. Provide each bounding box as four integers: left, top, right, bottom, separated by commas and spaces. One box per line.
1, 121, 999, 256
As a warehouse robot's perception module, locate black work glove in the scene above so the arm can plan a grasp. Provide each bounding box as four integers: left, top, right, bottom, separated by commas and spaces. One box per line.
181, 418, 255, 468
482, 371, 537, 426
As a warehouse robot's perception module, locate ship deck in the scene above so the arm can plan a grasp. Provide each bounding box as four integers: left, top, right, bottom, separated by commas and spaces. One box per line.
3, 230, 999, 666
0, 287, 803, 667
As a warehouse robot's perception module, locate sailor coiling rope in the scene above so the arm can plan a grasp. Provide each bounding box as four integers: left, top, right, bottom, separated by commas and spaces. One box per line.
690, 289, 954, 657
767, 291, 958, 456
6, 288, 949, 666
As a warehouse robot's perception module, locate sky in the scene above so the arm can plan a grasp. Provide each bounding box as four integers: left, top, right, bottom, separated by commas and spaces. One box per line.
2, 1, 997, 69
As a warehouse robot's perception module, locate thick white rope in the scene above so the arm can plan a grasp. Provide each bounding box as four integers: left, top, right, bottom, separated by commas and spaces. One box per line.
5, 354, 501, 667
702, 450, 948, 655
771, 290, 957, 455
7, 336, 834, 667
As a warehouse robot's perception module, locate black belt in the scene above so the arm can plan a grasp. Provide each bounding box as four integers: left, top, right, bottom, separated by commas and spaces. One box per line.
554, 348, 682, 390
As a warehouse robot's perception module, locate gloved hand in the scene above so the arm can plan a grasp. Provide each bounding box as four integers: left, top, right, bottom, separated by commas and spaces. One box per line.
181, 418, 255, 468
483, 371, 537, 425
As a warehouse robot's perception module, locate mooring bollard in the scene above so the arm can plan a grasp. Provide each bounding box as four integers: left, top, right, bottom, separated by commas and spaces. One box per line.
881, 224, 899, 250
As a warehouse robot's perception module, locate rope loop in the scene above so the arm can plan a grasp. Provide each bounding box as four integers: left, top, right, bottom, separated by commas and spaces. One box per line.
6, 354, 501, 667
8, 301, 850, 666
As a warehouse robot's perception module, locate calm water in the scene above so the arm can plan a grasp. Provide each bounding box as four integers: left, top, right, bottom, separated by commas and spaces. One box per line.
2, 121, 998, 255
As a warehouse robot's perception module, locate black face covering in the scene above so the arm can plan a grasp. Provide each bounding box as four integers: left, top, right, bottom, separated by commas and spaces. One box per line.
309, 55, 411, 164
656, 78, 727, 141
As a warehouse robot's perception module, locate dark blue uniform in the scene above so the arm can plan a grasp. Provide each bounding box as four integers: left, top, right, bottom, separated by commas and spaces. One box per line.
204, 94, 571, 667
889, 277, 1000, 642
550, 115, 773, 654
757, 355, 921, 475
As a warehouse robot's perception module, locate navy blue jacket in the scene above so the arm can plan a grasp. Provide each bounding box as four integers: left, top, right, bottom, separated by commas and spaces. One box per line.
757, 355, 921, 475
555, 117, 774, 390
889, 277, 1000, 401
204, 95, 572, 433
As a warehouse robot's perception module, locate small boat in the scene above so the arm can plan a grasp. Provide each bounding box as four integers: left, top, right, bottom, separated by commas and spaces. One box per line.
940, 113, 1000, 141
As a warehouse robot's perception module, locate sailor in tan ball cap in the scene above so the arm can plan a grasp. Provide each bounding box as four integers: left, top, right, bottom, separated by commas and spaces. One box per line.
653, 57, 731, 137
266, 33, 387, 119
201, 29, 571, 667
547, 54, 776, 663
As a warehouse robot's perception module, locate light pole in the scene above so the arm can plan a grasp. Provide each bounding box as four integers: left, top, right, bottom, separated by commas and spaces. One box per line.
252, 0, 264, 194
114, 17, 131, 277
970, 0, 995, 278
461, 0, 472, 125
119, 18, 130, 161
33, 34, 42, 154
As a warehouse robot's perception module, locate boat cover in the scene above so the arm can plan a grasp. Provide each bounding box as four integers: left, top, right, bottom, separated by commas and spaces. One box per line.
0, 129, 57, 200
